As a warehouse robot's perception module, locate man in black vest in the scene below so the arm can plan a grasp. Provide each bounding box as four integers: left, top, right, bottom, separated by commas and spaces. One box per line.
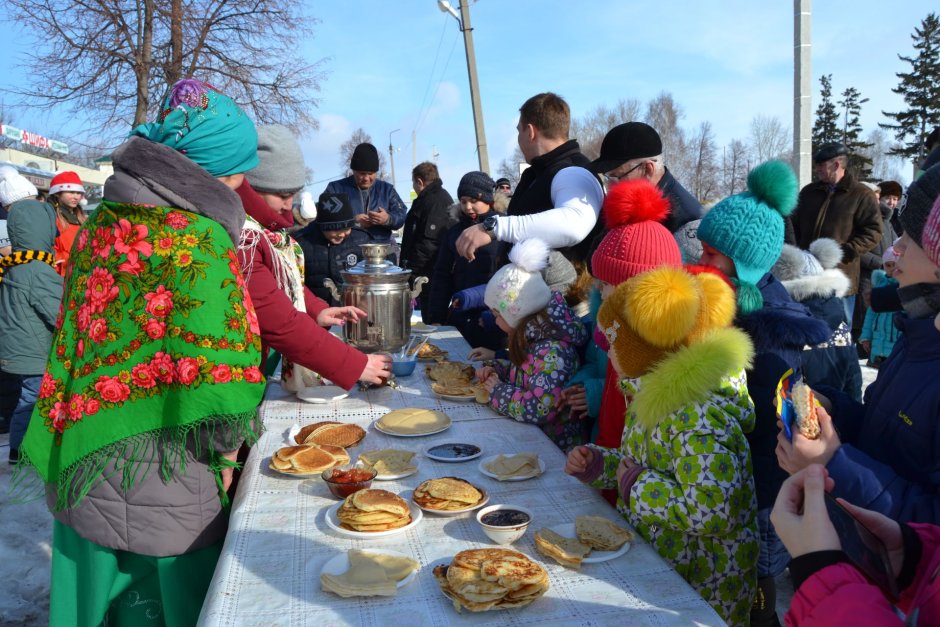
455, 93, 603, 263
590, 122, 702, 233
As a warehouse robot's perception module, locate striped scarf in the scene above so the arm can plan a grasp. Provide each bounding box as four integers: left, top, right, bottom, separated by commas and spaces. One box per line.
0, 250, 56, 283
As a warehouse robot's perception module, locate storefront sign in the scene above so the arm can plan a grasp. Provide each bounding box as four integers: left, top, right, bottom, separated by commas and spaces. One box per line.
1, 125, 69, 154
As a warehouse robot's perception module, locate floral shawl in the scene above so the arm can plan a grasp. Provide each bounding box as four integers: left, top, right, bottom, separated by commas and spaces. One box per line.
19, 200, 265, 509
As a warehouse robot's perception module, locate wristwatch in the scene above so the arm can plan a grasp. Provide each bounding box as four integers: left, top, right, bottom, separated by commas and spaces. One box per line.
481, 214, 498, 240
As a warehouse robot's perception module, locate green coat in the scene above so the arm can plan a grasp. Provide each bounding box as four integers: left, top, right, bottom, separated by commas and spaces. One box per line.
0, 198, 62, 375
589, 326, 759, 626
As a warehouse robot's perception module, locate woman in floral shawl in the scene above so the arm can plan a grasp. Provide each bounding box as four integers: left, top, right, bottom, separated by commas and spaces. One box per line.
18, 79, 266, 626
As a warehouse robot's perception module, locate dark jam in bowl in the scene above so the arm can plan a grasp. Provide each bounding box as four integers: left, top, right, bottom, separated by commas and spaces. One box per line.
480, 509, 530, 527
428, 443, 480, 459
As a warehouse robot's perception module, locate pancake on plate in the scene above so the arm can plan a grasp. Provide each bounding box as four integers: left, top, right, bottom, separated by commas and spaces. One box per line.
433, 548, 549, 612
320, 549, 419, 597
269, 444, 349, 475
358, 449, 417, 476
413, 477, 485, 511
337, 489, 412, 532
294, 421, 367, 448
376, 408, 451, 435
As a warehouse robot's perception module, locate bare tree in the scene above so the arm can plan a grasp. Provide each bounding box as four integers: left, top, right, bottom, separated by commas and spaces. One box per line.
644, 92, 691, 182
688, 121, 719, 203
749, 115, 791, 163
5, 0, 325, 138
495, 146, 526, 188
339, 128, 388, 180
570, 99, 642, 160
864, 128, 907, 182
721, 139, 751, 196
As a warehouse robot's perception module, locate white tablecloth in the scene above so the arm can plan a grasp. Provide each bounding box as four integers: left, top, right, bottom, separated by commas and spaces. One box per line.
198, 329, 724, 626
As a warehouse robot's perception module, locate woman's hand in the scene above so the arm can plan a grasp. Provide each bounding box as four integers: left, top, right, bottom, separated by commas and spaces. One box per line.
776, 404, 841, 474
317, 306, 367, 327
564, 445, 595, 476
359, 353, 392, 385
770, 464, 840, 558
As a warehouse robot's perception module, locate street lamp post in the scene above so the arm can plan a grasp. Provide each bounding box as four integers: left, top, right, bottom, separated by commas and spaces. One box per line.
438, 0, 489, 173
389, 128, 400, 187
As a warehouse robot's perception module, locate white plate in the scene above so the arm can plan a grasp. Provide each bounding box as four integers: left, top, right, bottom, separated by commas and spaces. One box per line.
319, 549, 419, 589
424, 443, 482, 462
410, 323, 438, 334
325, 501, 424, 538
434, 391, 477, 402
548, 523, 631, 563
374, 463, 420, 481
373, 410, 452, 438
296, 385, 349, 404
414, 490, 490, 516
478, 455, 546, 481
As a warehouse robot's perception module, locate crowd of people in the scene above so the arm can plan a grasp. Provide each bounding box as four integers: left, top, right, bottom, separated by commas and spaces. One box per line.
1, 77, 940, 625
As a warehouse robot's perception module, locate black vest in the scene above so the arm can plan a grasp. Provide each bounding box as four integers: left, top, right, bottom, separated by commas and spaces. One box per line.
505, 140, 601, 264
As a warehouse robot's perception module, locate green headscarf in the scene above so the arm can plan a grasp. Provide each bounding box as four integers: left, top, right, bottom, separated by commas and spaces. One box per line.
19, 200, 265, 509
131, 79, 259, 177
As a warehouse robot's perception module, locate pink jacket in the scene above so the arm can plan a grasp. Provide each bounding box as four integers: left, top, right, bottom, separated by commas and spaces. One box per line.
787, 523, 940, 626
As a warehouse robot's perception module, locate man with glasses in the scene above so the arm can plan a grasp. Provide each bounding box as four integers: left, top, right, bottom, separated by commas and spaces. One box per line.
494, 178, 513, 197
590, 122, 702, 233
455, 92, 603, 265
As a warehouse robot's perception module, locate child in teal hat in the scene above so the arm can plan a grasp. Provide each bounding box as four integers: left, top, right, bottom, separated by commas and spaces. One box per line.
697, 160, 830, 627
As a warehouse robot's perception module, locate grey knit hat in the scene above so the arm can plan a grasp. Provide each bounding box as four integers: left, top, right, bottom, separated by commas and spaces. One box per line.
457, 171, 495, 204
543, 251, 578, 292
900, 162, 940, 247
248, 125, 305, 193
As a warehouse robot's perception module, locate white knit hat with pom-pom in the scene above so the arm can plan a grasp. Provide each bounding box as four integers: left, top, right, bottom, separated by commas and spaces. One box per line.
484, 238, 552, 327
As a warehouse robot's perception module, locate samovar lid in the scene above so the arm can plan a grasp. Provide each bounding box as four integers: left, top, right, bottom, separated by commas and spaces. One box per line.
344, 242, 410, 276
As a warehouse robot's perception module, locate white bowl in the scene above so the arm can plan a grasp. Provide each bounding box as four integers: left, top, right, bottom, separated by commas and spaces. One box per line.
475, 504, 533, 545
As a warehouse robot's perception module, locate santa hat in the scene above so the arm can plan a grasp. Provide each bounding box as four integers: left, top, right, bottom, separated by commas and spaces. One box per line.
484, 238, 552, 327
49, 171, 85, 196
0, 165, 38, 206
590, 179, 681, 284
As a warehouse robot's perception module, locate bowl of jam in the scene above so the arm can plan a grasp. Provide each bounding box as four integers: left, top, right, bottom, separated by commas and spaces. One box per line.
476, 504, 533, 545
321, 464, 378, 498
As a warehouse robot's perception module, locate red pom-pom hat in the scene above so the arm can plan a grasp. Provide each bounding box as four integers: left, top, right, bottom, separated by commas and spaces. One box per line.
591, 179, 681, 285
49, 171, 85, 196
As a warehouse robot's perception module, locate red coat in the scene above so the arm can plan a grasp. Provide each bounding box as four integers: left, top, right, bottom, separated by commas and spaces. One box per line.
787, 523, 940, 626
236, 181, 366, 389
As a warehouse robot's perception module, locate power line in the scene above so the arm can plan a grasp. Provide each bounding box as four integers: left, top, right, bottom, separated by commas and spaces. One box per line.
411, 16, 450, 139
404, 22, 461, 156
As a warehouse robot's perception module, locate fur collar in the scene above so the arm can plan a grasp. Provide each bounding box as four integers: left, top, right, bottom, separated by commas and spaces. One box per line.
630, 326, 753, 430
781, 269, 850, 302
108, 137, 245, 244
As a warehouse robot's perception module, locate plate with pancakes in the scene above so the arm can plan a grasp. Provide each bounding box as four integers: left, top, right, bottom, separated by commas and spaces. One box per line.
414, 342, 448, 361
358, 448, 419, 480
410, 321, 437, 334
432, 548, 549, 612
293, 421, 367, 448
412, 477, 489, 516
425, 362, 490, 403
325, 488, 423, 538
268, 443, 350, 477
296, 385, 349, 404
535, 517, 634, 568
374, 408, 452, 437
319, 548, 420, 597
478, 454, 545, 481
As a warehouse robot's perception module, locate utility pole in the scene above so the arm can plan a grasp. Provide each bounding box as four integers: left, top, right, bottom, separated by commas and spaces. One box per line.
439, 0, 489, 173
793, 0, 812, 188
389, 128, 400, 188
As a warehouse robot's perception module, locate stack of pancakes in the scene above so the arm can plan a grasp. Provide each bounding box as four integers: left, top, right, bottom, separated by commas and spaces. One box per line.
433, 548, 549, 612
337, 489, 412, 532
413, 477, 485, 511
269, 444, 349, 474
294, 421, 366, 448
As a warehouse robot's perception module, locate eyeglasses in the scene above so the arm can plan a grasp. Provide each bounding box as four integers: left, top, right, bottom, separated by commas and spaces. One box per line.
604, 161, 646, 183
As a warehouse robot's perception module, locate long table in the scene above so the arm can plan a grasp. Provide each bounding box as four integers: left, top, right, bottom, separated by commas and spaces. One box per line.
198, 328, 724, 626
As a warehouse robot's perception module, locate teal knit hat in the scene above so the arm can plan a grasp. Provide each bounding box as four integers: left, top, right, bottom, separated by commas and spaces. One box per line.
131, 79, 259, 177
697, 160, 798, 313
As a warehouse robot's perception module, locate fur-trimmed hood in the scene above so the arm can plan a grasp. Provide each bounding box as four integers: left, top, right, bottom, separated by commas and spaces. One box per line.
105, 136, 245, 244
629, 326, 754, 430
737, 273, 831, 353
778, 269, 850, 302
772, 238, 850, 301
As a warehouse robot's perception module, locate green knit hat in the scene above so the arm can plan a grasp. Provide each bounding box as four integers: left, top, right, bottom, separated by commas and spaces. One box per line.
697, 160, 798, 313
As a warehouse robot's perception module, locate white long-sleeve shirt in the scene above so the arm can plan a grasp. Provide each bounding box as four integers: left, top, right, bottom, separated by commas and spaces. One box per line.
493, 166, 604, 248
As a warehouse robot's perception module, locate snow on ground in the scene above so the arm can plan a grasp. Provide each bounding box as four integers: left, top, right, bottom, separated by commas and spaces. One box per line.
0, 362, 882, 626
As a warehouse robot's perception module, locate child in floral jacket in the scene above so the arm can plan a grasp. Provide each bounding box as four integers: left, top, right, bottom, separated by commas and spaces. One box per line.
566, 266, 759, 626
477, 239, 587, 451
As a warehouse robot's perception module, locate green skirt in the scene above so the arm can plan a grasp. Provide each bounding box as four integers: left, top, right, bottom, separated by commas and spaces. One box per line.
50, 521, 223, 627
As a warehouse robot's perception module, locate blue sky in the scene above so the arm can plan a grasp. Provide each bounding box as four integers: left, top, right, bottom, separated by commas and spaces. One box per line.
1, 1, 936, 201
